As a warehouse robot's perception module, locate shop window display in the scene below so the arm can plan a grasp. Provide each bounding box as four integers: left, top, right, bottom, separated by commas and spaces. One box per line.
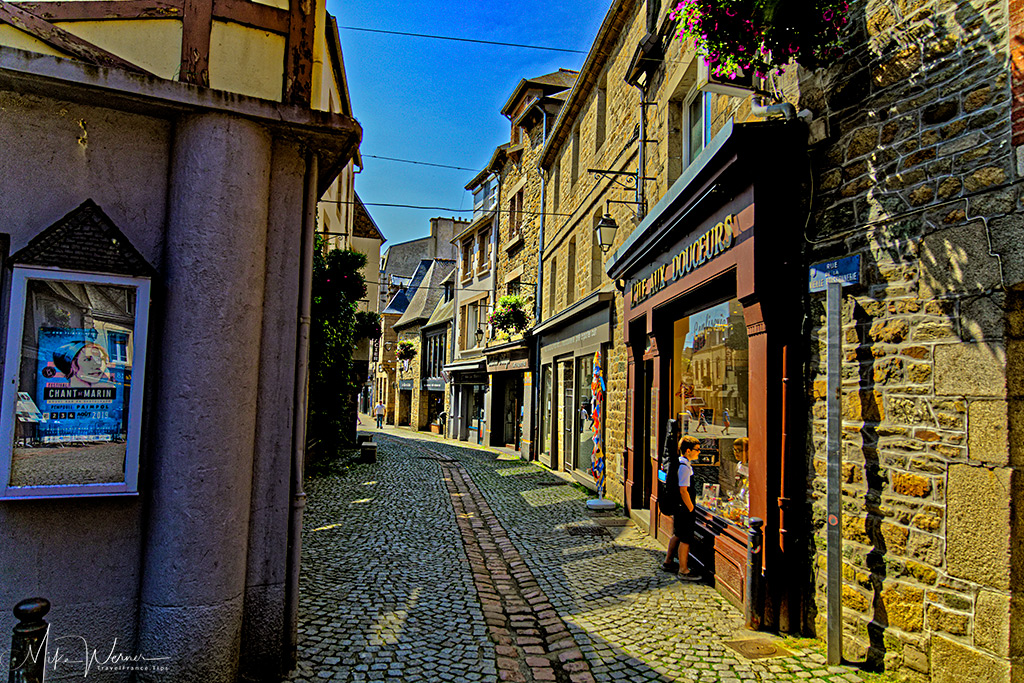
671, 299, 749, 525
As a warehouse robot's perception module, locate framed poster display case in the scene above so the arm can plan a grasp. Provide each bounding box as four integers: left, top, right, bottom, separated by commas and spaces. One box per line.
0, 266, 151, 499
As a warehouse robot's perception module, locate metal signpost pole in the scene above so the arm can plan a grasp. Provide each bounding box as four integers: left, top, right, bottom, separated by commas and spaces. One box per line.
826, 279, 843, 665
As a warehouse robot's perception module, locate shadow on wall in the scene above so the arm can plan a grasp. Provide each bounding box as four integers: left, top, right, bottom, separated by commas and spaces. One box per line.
800, 0, 1021, 675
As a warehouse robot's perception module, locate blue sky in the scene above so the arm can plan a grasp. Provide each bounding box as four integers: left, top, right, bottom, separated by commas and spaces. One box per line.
327, 0, 614, 247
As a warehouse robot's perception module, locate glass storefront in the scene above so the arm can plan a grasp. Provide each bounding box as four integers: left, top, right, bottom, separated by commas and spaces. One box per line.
671, 298, 750, 526
540, 365, 552, 458
575, 354, 594, 473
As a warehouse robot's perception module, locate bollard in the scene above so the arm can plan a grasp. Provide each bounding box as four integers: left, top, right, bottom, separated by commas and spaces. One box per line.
9, 598, 50, 683
745, 518, 764, 630
359, 441, 377, 464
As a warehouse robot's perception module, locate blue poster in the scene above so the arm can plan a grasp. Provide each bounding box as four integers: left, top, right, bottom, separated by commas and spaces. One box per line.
35, 328, 126, 444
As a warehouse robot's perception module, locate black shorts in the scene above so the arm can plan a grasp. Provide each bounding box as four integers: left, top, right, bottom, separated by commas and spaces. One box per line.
673, 506, 694, 543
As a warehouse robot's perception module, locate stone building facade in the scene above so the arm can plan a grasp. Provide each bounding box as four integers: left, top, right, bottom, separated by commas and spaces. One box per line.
480, 69, 577, 457
798, 1, 1024, 679
521, 0, 1024, 680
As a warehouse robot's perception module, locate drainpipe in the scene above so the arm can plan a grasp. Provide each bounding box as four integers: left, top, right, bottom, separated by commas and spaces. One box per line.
531, 108, 550, 461
283, 151, 318, 670
630, 83, 647, 217
751, 94, 796, 121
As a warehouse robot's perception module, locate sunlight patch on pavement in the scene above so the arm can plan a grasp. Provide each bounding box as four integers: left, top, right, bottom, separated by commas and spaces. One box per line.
370, 587, 420, 646
350, 498, 373, 505
496, 454, 521, 461
311, 522, 343, 532
521, 485, 587, 507
497, 465, 544, 476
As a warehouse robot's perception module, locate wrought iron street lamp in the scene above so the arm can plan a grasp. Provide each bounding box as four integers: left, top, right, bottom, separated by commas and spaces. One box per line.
596, 213, 618, 253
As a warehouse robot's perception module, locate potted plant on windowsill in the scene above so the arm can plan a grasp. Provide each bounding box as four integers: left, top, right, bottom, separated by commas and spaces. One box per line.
489, 294, 530, 338
669, 0, 849, 80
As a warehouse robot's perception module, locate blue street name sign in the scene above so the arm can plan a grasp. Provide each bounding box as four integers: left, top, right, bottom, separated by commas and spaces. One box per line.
809, 254, 861, 293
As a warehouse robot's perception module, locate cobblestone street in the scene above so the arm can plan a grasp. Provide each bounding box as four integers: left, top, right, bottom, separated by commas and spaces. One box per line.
290, 428, 869, 683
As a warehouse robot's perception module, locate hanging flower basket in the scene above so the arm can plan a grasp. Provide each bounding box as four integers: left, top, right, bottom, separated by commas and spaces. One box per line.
489, 295, 530, 334
670, 0, 849, 80
396, 340, 417, 361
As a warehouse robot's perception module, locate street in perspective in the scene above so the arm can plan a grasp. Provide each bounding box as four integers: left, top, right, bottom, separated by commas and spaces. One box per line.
0, 0, 1019, 682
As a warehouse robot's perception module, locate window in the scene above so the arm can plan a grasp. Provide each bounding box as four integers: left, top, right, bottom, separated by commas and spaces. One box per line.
425, 331, 446, 378
509, 190, 524, 239
548, 257, 557, 317
0, 268, 151, 498
477, 229, 491, 272
668, 87, 712, 183
571, 128, 581, 185
591, 213, 604, 291
460, 304, 469, 349
540, 365, 552, 458
462, 239, 474, 282
107, 331, 129, 364
551, 161, 560, 214
576, 353, 598, 472
687, 90, 711, 166
507, 278, 521, 297
671, 298, 749, 525
595, 78, 607, 150
567, 237, 577, 305
464, 297, 487, 349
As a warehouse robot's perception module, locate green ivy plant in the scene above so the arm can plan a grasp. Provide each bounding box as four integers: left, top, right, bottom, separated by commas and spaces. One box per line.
670, 0, 849, 80
354, 310, 382, 340
308, 239, 367, 462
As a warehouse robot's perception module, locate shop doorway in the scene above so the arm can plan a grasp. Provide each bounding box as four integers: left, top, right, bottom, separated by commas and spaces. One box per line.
560, 361, 574, 471
634, 359, 654, 511
539, 365, 555, 468
501, 375, 522, 449
575, 354, 595, 476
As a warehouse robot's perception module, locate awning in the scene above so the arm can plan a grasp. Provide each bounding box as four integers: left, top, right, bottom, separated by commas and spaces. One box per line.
443, 359, 486, 373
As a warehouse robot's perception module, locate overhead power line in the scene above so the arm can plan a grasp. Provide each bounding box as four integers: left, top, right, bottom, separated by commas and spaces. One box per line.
362, 154, 478, 172
338, 26, 587, 55
318, 198, 572, 217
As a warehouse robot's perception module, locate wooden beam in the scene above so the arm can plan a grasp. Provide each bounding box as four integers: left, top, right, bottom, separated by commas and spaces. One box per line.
179, 0, 211, 86
0, 0, 153, 73
212, 0, 286, 34
282, 0, 313, 105
11, 0, 183, 21
10, 0, 287, 35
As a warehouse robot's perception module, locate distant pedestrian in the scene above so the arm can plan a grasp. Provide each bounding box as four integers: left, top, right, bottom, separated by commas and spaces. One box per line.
373, 401, 386, 429
682, 411, 690, 434
696, 410, 708, 433
663, 435, 701, 581
722, 409, 730, 435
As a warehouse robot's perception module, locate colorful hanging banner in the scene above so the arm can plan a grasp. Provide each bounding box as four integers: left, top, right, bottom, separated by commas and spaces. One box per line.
590, 350, 607, 499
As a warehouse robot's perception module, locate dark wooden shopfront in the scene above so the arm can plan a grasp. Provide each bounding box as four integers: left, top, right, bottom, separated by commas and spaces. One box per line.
607, 120, 809, 632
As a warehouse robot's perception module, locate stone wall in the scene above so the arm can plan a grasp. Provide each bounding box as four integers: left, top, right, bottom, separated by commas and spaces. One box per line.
800, 0, 1023, 679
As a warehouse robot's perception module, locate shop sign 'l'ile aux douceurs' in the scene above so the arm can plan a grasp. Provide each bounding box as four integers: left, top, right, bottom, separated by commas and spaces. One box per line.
631, 213, 737, 305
